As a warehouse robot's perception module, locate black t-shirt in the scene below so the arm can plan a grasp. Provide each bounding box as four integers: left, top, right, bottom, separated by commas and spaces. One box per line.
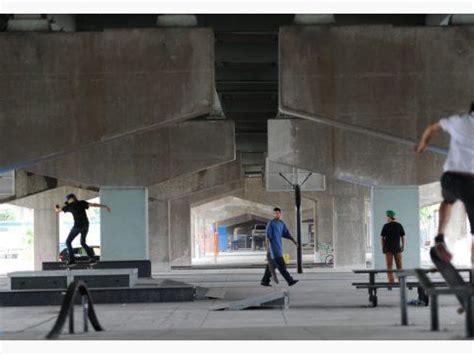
380, 221, 405, 253
62, 200, 90, 227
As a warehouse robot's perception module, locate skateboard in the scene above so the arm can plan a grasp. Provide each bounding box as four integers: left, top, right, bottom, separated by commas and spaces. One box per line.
267, 252, 279, 284
65, 260, 97, 270
430, 247, 466, 307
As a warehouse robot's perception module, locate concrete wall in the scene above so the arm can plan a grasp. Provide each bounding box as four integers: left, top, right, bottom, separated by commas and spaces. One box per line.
372, 186, 421, 269
0, 28, 214, 170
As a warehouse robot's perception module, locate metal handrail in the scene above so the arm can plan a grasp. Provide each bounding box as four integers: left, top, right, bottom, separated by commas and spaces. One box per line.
46, 280, 104, 340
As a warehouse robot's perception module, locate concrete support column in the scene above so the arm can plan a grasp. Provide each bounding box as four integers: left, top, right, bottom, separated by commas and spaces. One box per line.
333, 196, 366, 268
316, 196, 335, 245
33, 196, 59, 270
100, 187, 149, 261
169, 198, 192, 267
314, 196, 335, 262
149, 199, 171, 272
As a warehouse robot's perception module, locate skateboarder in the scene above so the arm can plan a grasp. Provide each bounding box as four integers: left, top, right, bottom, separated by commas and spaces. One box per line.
55, 193, 111, 266
261, 207, 299, 287
415, 102, 474, 264
380, 210, 405, 283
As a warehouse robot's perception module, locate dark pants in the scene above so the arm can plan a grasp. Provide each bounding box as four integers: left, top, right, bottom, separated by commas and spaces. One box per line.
261, 256, 295, 285
66, 225, 94, 262
441, 172, 474, 234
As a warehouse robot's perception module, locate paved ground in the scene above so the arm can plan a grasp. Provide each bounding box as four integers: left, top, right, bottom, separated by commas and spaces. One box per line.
0, 269, 470, 340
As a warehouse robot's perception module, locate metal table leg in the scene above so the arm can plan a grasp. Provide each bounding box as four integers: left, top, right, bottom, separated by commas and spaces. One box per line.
430, 294, 439, 331
399, 275, 408, 326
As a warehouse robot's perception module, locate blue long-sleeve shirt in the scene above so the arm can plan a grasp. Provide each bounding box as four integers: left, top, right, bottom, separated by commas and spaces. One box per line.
266, 219, 292, 259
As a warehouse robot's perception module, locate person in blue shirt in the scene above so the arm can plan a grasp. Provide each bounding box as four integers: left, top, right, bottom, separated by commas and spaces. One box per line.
261, 207, 299, 287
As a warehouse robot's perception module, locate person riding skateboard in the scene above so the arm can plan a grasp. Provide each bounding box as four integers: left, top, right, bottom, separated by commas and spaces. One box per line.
380, 210, 405, 283
55, 193, 111, 266
261, 207, 299, 287
415, 102, 474, 264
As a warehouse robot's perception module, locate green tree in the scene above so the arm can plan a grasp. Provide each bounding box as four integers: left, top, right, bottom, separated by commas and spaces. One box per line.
0, 210, 16, 221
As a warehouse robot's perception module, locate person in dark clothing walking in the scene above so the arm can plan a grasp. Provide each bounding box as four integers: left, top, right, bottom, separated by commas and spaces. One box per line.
380, 210, 406, 283
55, 193, 111, 266
261, 207, 299, 287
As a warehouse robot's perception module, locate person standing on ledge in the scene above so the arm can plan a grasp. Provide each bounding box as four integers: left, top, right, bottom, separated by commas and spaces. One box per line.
415, 102, 474, 264
55, 193, 111, 266
261, 207, 299, 287
380, 210, 405, 284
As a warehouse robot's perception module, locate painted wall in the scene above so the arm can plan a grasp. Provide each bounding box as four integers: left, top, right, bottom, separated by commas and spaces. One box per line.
372, 186, 420, 269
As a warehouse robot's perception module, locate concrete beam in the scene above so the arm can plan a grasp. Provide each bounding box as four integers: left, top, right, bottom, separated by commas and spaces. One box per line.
149, 156, 242, 201
156, 15, 198, 27
268, 118, 444, 186
7, 15, 50, 32
280, 25, 474, 141
278, 26, 474, 185
0, 28, 214, 171
27, 120, 235, 186
294, 15, 335, 25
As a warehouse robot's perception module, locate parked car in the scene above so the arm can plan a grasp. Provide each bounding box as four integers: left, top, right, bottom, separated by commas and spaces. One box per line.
251, 224, 266, 250
59, 245, 101, 262
230, 227, 251, 250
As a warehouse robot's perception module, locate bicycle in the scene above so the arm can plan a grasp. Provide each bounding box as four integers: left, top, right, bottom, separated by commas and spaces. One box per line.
317, 242, 334, 266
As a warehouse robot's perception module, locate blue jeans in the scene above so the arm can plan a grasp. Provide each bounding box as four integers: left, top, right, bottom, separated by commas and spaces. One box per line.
65, 225, 94, 262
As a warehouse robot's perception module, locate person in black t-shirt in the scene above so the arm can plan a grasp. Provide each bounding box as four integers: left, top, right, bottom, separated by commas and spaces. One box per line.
380, 210, 406, 283
55, 193, 111, 266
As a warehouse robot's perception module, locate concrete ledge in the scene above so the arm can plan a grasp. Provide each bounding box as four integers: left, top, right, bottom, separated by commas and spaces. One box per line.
0, 282, 195, 306
42, 260, 152, 278
8, 269, 138, 290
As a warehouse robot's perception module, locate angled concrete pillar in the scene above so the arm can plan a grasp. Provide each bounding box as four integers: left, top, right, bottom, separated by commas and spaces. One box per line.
278, 26, 474, 185
28, 120, 235, 187
100, 187, 149, 261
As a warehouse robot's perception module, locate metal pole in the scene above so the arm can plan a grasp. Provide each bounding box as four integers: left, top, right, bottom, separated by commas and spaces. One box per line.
295, 184, 303, 274
399, 275, 408, 326
82, 295, 89, 333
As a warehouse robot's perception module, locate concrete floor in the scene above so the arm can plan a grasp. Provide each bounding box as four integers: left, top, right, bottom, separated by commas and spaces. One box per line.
0, 269, 471, 340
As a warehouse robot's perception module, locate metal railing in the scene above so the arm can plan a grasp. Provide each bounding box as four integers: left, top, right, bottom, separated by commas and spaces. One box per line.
46, 280, 104, 340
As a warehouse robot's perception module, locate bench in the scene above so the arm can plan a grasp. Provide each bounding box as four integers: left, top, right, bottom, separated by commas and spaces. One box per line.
352, 268, 473, 308
414, 269, 473, 338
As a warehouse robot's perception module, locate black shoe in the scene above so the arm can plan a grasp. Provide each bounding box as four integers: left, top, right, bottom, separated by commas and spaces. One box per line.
66, 260, 77, 267
288, 280, 299, 287
261, 282, 271, 287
